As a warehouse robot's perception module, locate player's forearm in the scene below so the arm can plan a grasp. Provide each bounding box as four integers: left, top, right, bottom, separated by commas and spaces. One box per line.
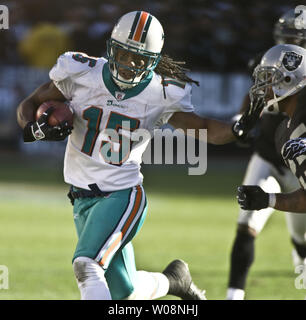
169, 112, 236, 144
17, 83, 48, 128
17, 97, 38, 129
17, 81, 67, 129
238, 93, 251, 114
274, 188, 306, 213
205, 118, 236, 145
179, 118, 235, 144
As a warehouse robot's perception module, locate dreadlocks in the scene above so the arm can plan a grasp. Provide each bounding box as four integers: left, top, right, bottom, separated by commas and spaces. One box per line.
155, 54, 200, 87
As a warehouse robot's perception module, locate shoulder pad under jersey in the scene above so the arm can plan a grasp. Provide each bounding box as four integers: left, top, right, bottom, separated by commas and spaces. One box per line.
49, 51, 100, 82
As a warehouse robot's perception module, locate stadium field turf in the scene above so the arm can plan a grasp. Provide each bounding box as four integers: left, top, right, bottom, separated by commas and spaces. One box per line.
0, 156, 305, 300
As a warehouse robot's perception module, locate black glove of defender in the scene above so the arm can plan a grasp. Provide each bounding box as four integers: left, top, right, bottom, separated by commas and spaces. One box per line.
237, 185, 269, 211
23, 107, 73, 142
232, 96, 265, 140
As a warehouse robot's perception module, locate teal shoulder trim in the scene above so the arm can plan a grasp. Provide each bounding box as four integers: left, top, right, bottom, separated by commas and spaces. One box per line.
162, 78, 186, 89
102, 63, 153, 100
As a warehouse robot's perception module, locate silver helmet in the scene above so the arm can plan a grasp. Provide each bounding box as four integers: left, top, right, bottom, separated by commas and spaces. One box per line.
250, 44, 306, 111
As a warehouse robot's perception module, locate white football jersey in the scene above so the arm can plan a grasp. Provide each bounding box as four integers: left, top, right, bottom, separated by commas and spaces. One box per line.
49, 51, 194, 191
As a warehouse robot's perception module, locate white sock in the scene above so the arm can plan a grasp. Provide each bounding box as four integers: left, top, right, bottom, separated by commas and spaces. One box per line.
226, 288, 245, 300
73, 256, 111, 300
126, 271, 170, 300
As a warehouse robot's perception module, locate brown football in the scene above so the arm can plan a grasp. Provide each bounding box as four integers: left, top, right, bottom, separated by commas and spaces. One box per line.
36, 100, 74, 126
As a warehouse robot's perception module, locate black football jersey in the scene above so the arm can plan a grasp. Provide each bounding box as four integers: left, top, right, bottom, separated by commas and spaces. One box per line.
254, 112, 288, 168
275, 89, 306, 189
247, 52, 287, 169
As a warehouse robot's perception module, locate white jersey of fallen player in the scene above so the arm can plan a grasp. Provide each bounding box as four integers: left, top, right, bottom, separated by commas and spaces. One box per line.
49, 52, 194, 191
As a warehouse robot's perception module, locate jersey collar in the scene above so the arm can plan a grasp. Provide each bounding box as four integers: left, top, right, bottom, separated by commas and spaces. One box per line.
102, 62, 153, 101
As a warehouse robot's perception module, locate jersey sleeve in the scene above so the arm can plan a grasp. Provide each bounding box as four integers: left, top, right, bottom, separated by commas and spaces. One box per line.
49, 51, 93, 99
155, 82, 194, 127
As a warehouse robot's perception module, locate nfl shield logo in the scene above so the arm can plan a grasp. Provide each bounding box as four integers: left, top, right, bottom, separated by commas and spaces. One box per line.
115, 91, 125, 101
282, 51, 303, 71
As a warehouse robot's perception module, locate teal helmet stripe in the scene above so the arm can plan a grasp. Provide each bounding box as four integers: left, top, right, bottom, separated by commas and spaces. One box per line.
128, 11, 141, 40
140, 14, 152, 43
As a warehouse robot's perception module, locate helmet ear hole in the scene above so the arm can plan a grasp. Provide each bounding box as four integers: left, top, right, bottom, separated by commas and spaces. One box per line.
284, 75, 292, 83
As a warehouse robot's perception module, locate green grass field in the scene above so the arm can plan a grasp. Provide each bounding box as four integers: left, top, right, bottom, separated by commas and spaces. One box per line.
0, 154, 305, 300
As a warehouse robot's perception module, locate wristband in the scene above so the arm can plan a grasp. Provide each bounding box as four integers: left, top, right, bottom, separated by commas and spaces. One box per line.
231, 121, 246, 140
268, 193, 276, 208
231, 114, 242, 123
23, 122, 36, 142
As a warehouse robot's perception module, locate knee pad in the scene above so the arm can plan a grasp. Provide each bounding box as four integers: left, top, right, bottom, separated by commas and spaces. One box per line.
73, 256, 105, 287
73, 256, 111, 300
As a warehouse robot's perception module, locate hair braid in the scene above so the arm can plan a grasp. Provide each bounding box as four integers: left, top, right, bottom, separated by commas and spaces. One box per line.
155, 54, 200, 87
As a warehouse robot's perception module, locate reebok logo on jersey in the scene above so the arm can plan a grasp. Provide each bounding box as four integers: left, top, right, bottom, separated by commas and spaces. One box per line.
107, 100, 128, 109
115, 92, 126, 101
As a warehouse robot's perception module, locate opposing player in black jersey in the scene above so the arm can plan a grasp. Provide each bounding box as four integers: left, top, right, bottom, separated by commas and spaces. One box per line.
238, 43, 306, 211
227, 10, 306, 300
237, 42, 306, 289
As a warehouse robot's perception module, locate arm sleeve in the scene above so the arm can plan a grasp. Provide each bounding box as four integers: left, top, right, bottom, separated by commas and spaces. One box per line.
49, 52, 76, 99
49, 51, 94, 100
155, 83, 194, 127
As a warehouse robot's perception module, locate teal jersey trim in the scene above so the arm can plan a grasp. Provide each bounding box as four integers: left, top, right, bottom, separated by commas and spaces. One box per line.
102, 62, 153, 101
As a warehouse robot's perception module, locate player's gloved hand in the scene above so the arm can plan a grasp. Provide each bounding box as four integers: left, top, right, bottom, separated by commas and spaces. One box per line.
23, 107, 73, 142
232, 96, 265, 140
237, 185, 269, 210
282, 137, 306, 161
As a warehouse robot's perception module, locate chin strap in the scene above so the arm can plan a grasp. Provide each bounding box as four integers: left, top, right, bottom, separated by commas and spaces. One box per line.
113, 76, 137, 90
267, 93, 280, 112
111, 65, 146, 90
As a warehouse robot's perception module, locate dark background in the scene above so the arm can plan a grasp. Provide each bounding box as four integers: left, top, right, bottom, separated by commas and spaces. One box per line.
1, 0, 301, 71
0, 0, 301, 157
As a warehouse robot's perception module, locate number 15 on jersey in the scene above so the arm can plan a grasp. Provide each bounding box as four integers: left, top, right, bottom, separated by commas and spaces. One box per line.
81, 106, 140, 166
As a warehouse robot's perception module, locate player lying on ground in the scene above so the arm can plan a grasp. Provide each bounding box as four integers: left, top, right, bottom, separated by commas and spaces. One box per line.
17, 11, 260, 300
237, 43, 306, 214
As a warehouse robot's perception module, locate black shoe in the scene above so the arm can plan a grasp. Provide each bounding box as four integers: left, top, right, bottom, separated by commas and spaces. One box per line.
162, 259, 206, 300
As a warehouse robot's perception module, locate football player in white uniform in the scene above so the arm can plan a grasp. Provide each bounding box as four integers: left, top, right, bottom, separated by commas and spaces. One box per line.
17, 11, 259, 300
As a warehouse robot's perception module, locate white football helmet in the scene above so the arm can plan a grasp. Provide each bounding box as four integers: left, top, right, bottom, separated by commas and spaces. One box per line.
107, 11, 164, 89
250, 44, 306, 111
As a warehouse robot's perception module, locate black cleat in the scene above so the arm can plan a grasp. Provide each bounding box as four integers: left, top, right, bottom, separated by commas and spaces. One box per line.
162, 259, 206, 300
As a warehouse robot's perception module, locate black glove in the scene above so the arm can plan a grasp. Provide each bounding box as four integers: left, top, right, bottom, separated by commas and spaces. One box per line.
237, 185, 269, 210
23, 107, 73, 142
232, 96, 265, 140
282, 137, 306, 161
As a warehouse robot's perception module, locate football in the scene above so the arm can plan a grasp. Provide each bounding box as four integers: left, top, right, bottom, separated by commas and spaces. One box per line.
36, 100, 74, 126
